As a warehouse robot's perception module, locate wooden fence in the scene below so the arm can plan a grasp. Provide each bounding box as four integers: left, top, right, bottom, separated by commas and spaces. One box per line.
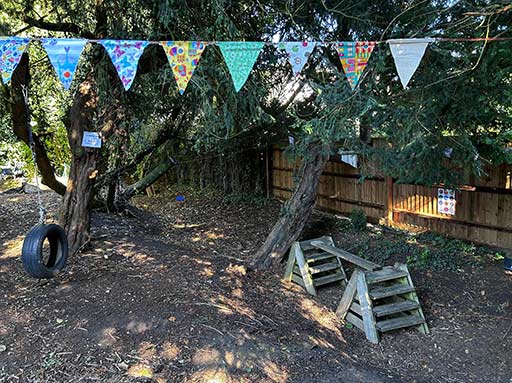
272, 148, 512, 249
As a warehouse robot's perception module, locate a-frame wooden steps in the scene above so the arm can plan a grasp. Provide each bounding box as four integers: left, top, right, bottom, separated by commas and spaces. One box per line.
284, 236, 347, 296
337, 263, 429, 343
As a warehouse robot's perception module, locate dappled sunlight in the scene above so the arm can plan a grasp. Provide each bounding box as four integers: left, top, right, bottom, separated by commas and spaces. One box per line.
0, 235, 24, 259
187, 368, 234, 383
160, 341, 180, 361
259, 360, 288, 383
299, 300, 343, 345
126, 320, 153, 334
99, 327, 119, 347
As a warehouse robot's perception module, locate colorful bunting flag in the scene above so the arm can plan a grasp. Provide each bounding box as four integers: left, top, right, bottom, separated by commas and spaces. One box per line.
388, 38, 433, 88
100, 40, 149, 90
0, 37, 30, 84
41, 38, 87, 90
279, 41, 316, 76
336, 41, 376, 90
160, 41, 207, 95
217, 42, 264, 92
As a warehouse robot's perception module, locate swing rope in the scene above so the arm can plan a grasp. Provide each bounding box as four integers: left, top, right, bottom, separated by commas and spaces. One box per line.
22, 84, 46, 225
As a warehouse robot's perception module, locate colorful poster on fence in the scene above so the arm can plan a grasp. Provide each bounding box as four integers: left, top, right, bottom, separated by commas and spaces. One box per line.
438, 188, 456, 215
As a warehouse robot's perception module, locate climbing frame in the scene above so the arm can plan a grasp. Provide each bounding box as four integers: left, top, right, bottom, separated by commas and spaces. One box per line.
283, 236, 347, 296
336, 263, 429, 343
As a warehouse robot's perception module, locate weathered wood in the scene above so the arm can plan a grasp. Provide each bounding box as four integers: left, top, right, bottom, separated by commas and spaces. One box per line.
335, 270, 360, 319
294, 243, 317, 296
309, 262, 340, 274
283, 245, 297, 281
313, 272, 345, 287
349, 301, 361, 316
375, 315, 425, 332
299, 236, 333, 251
306, 252, 337, 263
357, 272, 379, 344
346, 312, 365, 331
311, 241, 381, 271
373, 300, 420, 317
395, 263, 429, 334
369, 284, 415, 300
365, 267, 409, 284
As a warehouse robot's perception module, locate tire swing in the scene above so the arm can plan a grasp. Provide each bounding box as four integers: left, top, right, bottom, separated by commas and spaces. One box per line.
20, 85, 68, 279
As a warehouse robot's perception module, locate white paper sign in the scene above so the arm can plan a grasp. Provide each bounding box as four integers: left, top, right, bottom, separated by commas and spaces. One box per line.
341, 154, 358, 168
438, 188, 456, 215
82, 131, 102, 148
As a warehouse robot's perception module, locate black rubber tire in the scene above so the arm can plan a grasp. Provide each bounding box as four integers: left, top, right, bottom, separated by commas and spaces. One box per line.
21, 224, 68, 279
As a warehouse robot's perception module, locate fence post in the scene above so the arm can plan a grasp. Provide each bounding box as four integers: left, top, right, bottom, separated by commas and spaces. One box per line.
386, 176, 394, 225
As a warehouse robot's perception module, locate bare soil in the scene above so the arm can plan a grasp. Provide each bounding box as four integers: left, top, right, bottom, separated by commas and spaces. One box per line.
0, 191, 510, 383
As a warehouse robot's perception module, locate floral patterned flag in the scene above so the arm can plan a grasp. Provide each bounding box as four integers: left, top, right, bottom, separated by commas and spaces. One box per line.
0, 37, 31, 84
388, 38, 433, 88
217, 42, 264, 92
279, 41, 316, 76
41, 38, 87, 90
100, 40, 149, 90
161, 41, 207, 95
335, 41, 376, 90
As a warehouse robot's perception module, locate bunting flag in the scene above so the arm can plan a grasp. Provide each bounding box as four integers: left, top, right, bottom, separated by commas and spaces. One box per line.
388, 38, 433, 88
336, 41, 376, 90
161, 41, 207, 95
0, 37, 30, 84
341, 153, 358, 168
41, 38, 87, 90
217, 42, 264, 92
279, 41, 316, 76
100, 40, 149, 90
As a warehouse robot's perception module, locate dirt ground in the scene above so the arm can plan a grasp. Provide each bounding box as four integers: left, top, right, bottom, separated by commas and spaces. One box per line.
0, 190, 510, 383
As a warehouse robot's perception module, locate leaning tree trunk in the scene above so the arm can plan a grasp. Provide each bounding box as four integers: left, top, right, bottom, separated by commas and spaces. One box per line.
59, 76, 100, 254
250, 143, 330, 270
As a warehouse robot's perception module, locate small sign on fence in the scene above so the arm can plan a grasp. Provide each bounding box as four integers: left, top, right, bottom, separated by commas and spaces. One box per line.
438, 188, 456, 215
82, 131, 102, 148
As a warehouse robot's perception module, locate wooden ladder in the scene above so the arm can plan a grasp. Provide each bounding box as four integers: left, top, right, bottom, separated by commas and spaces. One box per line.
283, 236, 347, 296
336, 263, 429, 343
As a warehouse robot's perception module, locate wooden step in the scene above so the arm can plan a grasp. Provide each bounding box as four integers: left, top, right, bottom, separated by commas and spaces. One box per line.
309, 262, 340, 274
373, 300, 420, 317
310, 241, 381, 271
376, 315, 425, 332
306, 252, 336, 263
369, 284, 415, 300
366, 267, 409, 284
314, 272, 345, 286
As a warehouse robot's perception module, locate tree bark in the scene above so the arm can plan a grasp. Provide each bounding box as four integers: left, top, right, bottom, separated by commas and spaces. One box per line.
250, 143, 330, 270
117, 160, 173, 204
59, 76, 100, 254
9, 53, 66, 195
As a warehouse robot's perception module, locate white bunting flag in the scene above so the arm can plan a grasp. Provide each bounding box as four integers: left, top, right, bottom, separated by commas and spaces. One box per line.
388, 38, 434, 88
341, 153, 358, 168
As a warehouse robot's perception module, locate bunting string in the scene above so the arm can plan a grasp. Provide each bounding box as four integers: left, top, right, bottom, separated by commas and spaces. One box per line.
0, 36, 510, 93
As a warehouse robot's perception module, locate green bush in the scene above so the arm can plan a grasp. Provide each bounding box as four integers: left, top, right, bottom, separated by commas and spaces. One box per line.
350, 208, 367, 230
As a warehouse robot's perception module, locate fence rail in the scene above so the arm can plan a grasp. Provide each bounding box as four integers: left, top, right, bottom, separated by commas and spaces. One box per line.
271, 148, 512, 249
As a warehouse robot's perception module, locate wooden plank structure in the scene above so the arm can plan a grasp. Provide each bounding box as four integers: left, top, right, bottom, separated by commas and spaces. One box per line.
337, 263, 429, 344
283, 236, 347, 296
272, 146, 512, 249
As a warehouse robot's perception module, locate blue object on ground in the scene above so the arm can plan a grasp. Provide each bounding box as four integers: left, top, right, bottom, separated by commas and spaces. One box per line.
176, 195, 186, 202
504, 257, 512, 271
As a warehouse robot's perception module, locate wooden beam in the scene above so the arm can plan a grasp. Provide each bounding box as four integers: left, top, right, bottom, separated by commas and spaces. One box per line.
356, 272, 379, 344
336, 270, 360, 319
311, 241, 381, 271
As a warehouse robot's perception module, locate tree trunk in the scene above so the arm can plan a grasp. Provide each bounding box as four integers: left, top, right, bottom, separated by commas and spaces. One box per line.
10, 53, 66, 195
250, 143, 330, 270
59, 76, 100, 254
117, 160, 173, 204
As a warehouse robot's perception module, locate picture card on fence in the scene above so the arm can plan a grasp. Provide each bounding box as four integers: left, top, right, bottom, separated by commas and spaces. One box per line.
82, 131, 102, 148
437, 188, 456, 215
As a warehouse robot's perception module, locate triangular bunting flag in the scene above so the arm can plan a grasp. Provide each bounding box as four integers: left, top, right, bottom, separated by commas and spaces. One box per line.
341, 153, 358, 168
160, 41, 207, 95
279, 41, 316, 76
0, 37, 30, 84
217, 42, 264, 92
335, 41, 376, 90
388, 38, 433, 88
100, 40, 149, 90
41, 38, 87, 90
